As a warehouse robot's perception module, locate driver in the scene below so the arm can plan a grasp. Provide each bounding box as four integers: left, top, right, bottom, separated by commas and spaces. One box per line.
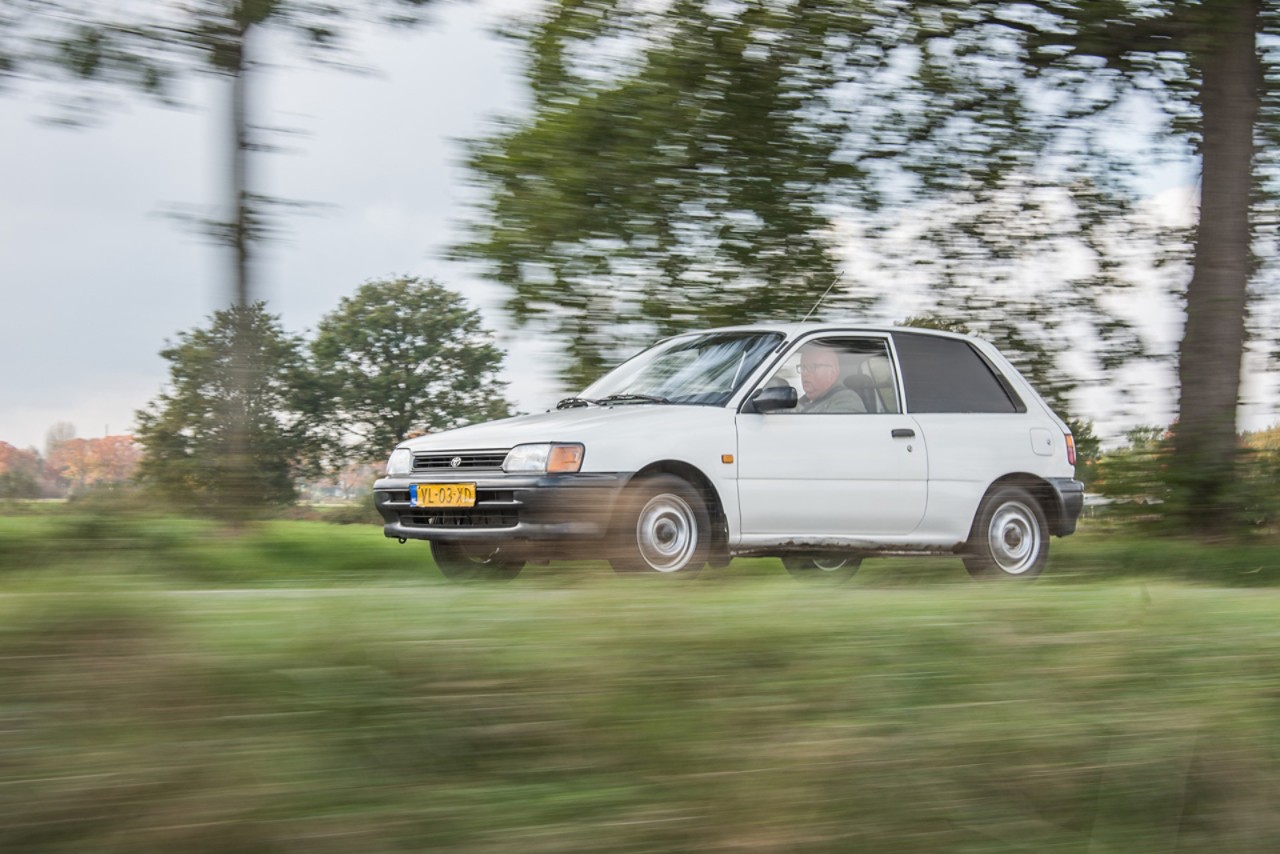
796, 344, 866, 413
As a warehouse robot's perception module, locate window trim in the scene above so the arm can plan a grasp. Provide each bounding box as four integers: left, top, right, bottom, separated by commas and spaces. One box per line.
890, 331, 1026, 415
739, 331, 903, 415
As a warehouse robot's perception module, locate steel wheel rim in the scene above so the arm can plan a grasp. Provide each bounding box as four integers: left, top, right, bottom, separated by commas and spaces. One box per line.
812, 557, 849, 572
988, 501, 1040, 575
636, 493, 698, 572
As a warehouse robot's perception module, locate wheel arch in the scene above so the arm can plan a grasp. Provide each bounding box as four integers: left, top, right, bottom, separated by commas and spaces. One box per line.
622, 461, 729, 555
968, 473, 1065, 540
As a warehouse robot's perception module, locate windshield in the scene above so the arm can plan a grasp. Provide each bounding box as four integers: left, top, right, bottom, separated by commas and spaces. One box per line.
580, 331, 785, 406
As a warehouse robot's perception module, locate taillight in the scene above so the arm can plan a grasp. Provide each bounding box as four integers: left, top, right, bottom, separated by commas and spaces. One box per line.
1065, 433, 1077, 466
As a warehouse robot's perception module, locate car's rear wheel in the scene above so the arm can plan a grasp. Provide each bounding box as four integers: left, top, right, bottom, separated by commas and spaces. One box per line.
963, 486, 1049, 580
610, 475, 709, 577
782, 555, 862, 583
431, 541, 524, 582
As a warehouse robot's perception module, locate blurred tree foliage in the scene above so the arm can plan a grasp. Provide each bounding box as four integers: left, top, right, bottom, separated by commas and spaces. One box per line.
1093, 422, 1280, 533
0, 442, 42, 499
455, 0, 874, 388
1237, 424, 1280, 528
44, 436, 142, 496
456, 0, 1175, 393
461, 0, 1279, 534
310, 277, 512, 465
1091, 425, 1176, 521
135, 303, 321, 514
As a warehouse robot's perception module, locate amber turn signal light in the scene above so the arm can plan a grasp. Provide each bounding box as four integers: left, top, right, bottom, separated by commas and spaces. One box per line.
548, 443, 585, 473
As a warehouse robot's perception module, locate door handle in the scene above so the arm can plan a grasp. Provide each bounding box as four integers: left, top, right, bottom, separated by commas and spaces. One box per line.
891, 428, 915, 439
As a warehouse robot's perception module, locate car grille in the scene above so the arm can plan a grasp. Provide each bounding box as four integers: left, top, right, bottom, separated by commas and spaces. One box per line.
412, 450, 509, 473
397, 489, 519, 530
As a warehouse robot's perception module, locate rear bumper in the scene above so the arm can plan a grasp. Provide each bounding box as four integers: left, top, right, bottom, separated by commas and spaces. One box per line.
1048, 477, 1086, 536
373, 472, 630, 543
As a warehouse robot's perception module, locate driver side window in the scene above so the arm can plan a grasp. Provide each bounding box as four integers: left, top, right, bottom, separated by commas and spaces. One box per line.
763, 337, 900, 414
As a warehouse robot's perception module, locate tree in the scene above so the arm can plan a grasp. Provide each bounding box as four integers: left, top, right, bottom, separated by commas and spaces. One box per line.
134, 303, 319, 512
455, 0, 1157, 391
43, 422, 75, 461
867, 1, 1272, 533
462, 0, 1278, 534
310, 277, 512, 464
46, 435, 142, 494
0, 441, 42, 499
454, 0, 873, 388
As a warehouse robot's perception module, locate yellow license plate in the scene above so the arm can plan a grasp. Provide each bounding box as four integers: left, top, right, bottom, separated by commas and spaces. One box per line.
411, 483, 476, 508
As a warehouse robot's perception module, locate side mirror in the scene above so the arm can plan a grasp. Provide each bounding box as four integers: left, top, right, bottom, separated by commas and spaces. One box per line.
744, 384, 798, 414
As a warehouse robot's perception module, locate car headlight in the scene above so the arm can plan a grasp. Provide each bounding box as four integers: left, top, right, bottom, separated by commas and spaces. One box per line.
386, 448, 413, 476
503, 442, 584, 474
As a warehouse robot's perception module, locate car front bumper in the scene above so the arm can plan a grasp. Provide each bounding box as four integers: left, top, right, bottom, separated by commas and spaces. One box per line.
373, 471, 630, 543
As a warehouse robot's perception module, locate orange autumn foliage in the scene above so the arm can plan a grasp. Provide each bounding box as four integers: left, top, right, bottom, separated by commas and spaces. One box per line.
46, 435, 142, 490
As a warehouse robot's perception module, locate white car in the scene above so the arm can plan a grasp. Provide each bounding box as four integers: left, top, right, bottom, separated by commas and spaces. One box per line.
374, 324, 1084, 582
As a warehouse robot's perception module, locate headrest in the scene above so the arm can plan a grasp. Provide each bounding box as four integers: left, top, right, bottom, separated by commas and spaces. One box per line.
867, 355, 893, 383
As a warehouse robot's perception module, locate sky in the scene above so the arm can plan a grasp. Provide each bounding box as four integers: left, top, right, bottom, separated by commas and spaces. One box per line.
0, 0, 1275, 454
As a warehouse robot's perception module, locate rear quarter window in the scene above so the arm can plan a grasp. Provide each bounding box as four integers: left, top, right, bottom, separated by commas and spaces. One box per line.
892, 333, 1024, 414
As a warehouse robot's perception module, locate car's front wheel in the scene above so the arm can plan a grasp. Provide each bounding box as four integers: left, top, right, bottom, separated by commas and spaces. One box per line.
610, 475, 709, 577
431, 541, 525, 582
782, 555, 862, 583
963, 486, 1049, 580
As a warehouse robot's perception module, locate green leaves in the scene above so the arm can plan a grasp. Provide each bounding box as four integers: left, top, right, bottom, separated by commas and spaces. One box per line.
134, 303, 320, 510
135, 281, 513, 508
457, 0, 873, 387
457, 0, 1203, 399
308, 277, 513, 464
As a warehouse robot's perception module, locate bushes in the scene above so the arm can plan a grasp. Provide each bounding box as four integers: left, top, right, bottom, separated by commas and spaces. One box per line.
1091, 425, 1280, 535
0, 506, 425, 586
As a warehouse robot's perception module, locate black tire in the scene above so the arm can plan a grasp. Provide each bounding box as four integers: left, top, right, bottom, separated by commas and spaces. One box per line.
963, 486, 1049, 580
431, 540, 524, 582
609, 475, 710, 577
782, 554, 862, 583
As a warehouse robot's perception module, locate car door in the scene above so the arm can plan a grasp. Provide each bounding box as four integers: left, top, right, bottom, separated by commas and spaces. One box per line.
734, 335, 928, 538
890, 331, 1038, 538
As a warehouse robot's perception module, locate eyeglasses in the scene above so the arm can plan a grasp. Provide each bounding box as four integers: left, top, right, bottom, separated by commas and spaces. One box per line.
797, 363, 836, 375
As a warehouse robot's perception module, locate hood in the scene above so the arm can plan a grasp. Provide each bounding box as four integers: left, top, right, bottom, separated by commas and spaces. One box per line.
400, 404, 725, 452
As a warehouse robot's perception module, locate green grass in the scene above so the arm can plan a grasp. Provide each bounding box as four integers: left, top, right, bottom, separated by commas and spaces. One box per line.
3, 507, 1278, 588
5, 582, 1280, 851
3, 510, 1280, 850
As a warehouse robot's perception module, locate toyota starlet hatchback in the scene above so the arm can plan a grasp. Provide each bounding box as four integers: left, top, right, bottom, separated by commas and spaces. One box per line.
374, 324, 1084, 581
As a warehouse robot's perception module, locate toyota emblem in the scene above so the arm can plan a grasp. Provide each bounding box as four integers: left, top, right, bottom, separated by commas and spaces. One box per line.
450, 456, 462, 468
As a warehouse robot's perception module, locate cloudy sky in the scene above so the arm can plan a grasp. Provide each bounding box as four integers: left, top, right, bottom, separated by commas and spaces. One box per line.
0, 1, 1274, 453
0, 0, 561, 452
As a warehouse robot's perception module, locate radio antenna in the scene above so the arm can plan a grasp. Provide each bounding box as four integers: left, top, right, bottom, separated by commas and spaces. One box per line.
800, 272, 843, 323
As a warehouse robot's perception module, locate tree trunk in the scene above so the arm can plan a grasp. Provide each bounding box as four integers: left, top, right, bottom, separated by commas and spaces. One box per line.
231, 28, 251, 311
222, 21, 260, 521
1174, 0, 1260, 536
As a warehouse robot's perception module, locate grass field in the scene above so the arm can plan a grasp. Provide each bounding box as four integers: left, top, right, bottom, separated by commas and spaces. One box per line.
2, 510, 1280, 851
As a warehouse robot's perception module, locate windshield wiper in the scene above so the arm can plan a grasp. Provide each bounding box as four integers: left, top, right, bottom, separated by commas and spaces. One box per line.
556, 397, 600, 409
599, 394, 671, 405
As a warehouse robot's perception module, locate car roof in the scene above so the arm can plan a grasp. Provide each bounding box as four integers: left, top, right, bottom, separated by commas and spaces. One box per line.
677, 321, 979, 343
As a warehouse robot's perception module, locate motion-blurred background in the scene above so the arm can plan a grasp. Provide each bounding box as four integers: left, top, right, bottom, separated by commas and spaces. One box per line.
2, 2, 1280, 849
